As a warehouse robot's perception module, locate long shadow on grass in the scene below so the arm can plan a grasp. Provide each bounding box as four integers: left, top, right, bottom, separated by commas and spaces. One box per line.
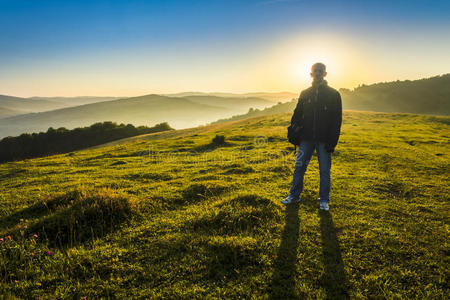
319, 210, 350, 299
0, 191, 77, 231
1, 190, 132, 249
191, 141, 235, 153
269, 202, 300, 299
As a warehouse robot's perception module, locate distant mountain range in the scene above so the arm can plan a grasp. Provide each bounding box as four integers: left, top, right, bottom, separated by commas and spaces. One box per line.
0, 92, 294, 120
28, 96, 120, 106
0, 94, 274, 138
0, 95, 120, 118
164, 91, 297, 102
1, 74, 448, 138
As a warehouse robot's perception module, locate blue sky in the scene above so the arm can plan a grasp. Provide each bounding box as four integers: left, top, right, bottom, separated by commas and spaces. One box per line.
1, 0, 449, 96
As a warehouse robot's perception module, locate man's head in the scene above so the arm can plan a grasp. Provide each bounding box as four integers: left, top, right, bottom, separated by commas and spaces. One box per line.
310, 62, 327, 82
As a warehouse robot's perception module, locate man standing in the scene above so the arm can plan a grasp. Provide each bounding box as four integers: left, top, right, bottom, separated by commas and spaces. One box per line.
282, 62, 342, 211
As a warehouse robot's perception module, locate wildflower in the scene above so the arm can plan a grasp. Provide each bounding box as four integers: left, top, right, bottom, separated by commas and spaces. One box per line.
0, 238, 4, 242
33, 234, 38, 238
47, 250, 51, 255
6, 235, 12, 240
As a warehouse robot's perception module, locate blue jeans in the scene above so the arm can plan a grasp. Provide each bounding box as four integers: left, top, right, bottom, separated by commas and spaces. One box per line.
289, 140, 331, 203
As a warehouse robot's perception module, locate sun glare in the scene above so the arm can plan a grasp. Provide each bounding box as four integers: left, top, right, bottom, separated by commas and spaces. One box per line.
296, 54, 339, 82
276, 33, 348, 87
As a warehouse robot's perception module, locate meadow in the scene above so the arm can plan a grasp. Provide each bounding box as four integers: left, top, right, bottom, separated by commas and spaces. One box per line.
0, 111, 448, 299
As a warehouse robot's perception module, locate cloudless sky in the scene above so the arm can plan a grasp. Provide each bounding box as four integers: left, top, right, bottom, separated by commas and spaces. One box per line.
1, 0, 450, 97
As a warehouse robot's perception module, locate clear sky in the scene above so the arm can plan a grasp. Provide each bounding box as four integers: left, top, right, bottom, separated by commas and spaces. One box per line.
1, 0, 449, 97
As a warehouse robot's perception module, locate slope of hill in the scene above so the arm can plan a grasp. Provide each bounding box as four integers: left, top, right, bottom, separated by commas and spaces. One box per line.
0, 94, 273, 138
0, 95, 121, 119
0, 106, 24, 118
0, 121, 173, 163
29, 96, 120, 106
0, 111, 448, 298
211, 99, 298, 124
0, 94, 70, 118
183, 95, 273, 109
340, 73, 450, 115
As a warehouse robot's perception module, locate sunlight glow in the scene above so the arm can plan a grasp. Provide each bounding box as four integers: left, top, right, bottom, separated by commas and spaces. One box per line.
296, 53, 340, 82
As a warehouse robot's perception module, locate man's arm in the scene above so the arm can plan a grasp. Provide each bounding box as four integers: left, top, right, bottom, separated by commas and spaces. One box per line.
327, 91, 342, 151
290, 92, 304, 126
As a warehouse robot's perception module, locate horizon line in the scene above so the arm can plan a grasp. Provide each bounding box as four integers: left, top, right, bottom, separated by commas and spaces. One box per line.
1, 73, 448, 99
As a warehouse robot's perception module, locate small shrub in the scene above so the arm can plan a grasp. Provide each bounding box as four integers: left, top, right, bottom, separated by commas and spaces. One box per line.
212, 134, 226, 145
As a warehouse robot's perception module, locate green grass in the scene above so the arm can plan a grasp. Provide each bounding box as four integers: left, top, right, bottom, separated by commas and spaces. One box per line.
0, 111, 449, 299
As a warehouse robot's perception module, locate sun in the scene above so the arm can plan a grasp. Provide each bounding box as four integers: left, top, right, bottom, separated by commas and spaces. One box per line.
285, 36, 342, 84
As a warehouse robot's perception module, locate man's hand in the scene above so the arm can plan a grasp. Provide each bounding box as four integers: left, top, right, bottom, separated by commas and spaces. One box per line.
325, 143, 335, 153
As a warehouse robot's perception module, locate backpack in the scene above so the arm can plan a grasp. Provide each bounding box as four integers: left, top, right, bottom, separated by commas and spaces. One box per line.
287, 122, 303, 152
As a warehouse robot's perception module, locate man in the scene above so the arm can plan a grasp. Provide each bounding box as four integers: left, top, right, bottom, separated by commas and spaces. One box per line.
282, 62, 342, 211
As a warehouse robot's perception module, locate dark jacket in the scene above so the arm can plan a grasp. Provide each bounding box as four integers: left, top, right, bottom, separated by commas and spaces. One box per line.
290, 80, 342, 151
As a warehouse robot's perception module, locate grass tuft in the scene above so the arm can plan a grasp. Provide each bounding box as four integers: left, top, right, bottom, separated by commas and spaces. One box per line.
7, 188, 134, 248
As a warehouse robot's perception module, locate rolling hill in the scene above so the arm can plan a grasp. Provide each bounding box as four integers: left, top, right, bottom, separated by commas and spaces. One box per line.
0, 111, 448, 298
211, 74, 450, 125
181, 95, 272, 109
339, 73, 450, 115
0, 106, 24, 119
2, 73, 448, 138
0, 94, 272, 138
28, 96, 120, 106
0, 94, 69, 118
0, 95, 120, 119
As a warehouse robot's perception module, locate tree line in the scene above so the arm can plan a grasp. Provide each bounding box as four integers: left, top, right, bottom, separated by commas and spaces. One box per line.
0, 121, 173, 163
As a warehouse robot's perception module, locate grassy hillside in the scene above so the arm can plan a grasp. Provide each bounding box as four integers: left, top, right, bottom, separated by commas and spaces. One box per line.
0, 94, 272, 138
340, 74, 450, 115
211, 74, 450, 125
0, 111, 448, 298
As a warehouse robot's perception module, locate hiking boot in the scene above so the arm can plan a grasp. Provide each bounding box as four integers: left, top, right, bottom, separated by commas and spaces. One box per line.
281, 195, 300, 205
319, 201, 329, 211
